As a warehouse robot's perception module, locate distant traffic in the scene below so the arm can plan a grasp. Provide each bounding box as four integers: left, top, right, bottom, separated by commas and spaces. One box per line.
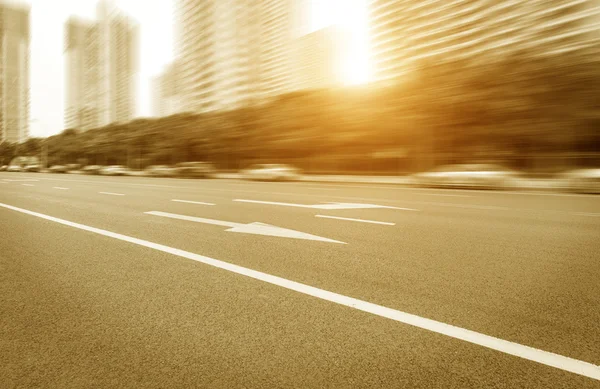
1, 162, 598, 194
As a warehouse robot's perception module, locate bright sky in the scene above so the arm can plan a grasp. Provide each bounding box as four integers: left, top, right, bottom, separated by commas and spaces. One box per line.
26, 0, 368, 138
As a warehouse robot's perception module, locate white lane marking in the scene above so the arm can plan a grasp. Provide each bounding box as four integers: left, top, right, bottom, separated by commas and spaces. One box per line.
145, 211, 345, 244
0, 201, 598, 381
4, 179, 39, 182
315, 215, 396, 226
99, 192, 124, 196
172, 199, 215, 206
234, 199, 417, 211
53, 187, 69, 190
22, 184, 34, 187
573, 212, 600, 217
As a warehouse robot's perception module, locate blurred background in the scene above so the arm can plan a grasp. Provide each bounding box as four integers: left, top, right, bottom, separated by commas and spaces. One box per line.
0, 0, 599, 187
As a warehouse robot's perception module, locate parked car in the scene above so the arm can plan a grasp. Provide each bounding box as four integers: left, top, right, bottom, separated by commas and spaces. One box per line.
99, 165, 129, 176
6, 165, 22, 172
145, 165, 177, 178
173, 162, 216, 178
23, 164, 41, 172
66, 164, 81, 172
558, 168, 600, 194
82, 165, 103, 175
0, 165, 8, 171
411, 164, 521, 190
49, 165, 68, 173
241, 164, 301, 181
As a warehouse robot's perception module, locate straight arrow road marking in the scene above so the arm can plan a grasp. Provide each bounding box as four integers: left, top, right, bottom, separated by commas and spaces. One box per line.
53, 187, 69, 190
234, 199, 418, 211
99, 192, 124, 196
145, 211, 345, 244
22, 184, 34, 187
315, 215, 395, 226
172, 199, 215, 206
1, 201, 598, 381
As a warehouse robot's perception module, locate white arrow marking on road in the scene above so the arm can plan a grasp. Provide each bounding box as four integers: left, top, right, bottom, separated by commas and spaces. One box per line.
144, 211, 345, 244
233, 199, 418, 211
53, 187, 69, 190
99, 192, 124, 196
315, 215, 395, 225
22, 184, 34, 187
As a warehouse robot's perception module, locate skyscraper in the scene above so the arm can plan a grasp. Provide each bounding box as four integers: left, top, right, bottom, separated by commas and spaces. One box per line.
152, 62, 181, 117
64, 0, 138, 130
175, 0, 303, 114
0, 1, 30, 143
296, 26, 346, 90
369, 0, 600, 83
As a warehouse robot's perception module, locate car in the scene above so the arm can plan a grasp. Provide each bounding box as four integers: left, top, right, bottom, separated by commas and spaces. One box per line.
411, 164, 521, 190
145, 165, 177, 178
82, 165, 103, 175
49, 165, 68, 173
173, 162, 216, 178
0, 165, 7, 171
6, 165, 22, 172
99, 165, 129, 176
23, 164, 41, 172
66, 164, 81, 172
241, 164, 301, 182
558, 168, 600, 194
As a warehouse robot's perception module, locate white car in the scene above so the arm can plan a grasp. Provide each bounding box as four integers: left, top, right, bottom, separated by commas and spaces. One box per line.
558, 169, 600, 194
411, 164, 521, 190
6, 165, 22, 172
242, 164, 301, 181
99, 165, 129, 176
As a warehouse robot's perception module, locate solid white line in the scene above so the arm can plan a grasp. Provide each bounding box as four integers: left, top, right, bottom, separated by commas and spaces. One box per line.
315, 214, 395, 226
22, 184, 34, 187
0, 201, 598, 381
53, 187, 69, 190
171, 199, 215, 206
99, 192, 124, 196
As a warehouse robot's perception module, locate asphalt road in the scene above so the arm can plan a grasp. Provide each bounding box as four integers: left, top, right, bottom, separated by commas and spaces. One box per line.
1, 172, 599, 388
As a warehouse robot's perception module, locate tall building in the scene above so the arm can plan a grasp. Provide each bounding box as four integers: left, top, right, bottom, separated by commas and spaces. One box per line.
64, 16, 99, 130
64, 0, 138, 130
0, 1, 30, 143
152, 62, 181, 117
296, 26, 346, 90
370, 0, 600, 83
175, 0, 303, 114
176, 0, 259, 113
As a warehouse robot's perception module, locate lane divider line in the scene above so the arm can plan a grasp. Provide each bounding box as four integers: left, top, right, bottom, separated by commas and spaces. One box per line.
53, 187, 69, 190
99, 192, 124, 196
0, 201, 598, 381
171, 199, 215, 206
22, 184, 34, 187
315, 214, 395, 226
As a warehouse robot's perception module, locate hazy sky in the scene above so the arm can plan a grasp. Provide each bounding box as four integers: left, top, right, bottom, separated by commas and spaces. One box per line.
25, 0, 367, 138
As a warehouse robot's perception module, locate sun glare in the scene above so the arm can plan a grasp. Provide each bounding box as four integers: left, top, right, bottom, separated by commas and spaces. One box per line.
309, 0, 371, 85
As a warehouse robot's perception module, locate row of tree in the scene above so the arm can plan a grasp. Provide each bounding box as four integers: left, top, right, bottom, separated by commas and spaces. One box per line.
2, 49, 599, 174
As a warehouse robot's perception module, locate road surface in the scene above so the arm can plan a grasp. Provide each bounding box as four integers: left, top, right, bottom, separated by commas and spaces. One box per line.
1, 172, 599, 388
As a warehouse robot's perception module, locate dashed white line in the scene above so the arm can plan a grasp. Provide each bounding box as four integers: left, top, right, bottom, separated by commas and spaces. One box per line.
22, 184, 34, 187
573, 212, 600, 217
171, 199, 215, 206
315, 214, 396, 226
99, 192, 124, 196
53, 187, 69, 190
0, 201, 598, 381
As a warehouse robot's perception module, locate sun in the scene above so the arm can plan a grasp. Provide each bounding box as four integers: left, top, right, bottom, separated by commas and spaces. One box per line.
309, 0, 371, 85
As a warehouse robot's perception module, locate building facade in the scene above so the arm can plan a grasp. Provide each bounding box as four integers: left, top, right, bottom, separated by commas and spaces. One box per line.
370, 0, 600, 83
64, 0, 138, 130
152, 62, 182, 117
295, 26, 346, 90
175, 0, 305, 114
0, 2, 30, 143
